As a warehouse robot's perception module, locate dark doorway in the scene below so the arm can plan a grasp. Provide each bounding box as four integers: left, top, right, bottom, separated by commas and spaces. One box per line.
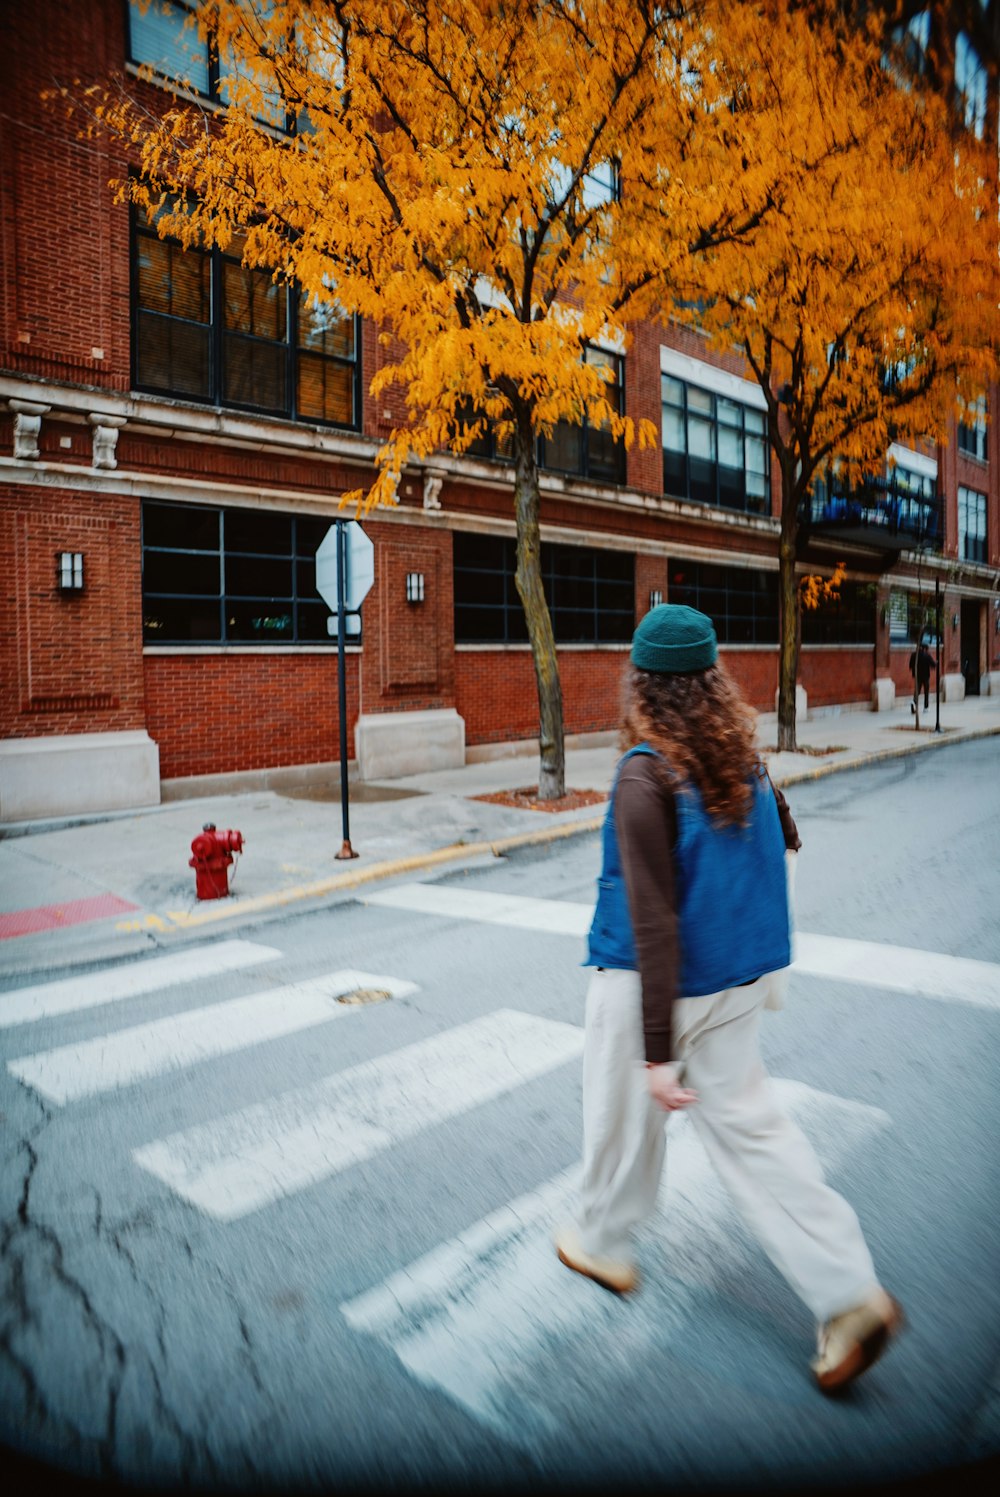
961, 600, 982, 696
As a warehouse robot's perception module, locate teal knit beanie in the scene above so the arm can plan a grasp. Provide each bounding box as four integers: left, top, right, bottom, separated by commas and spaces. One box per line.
630, 603, 718, 674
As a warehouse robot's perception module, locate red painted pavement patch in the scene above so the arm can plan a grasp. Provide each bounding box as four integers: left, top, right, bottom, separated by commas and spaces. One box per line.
0, 894, 140, 941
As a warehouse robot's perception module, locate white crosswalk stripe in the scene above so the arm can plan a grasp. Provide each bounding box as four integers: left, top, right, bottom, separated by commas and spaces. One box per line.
341, 1079, 891, 1444
0, 939, 283, 1029
0, 875, 990, 1454
7, 970, 418, 1105
367, 884, 1000, 1008
792, 932, 1000, 1009
366, 883, 590, 935
1, 880, 985, 1253
132, 1009, 584, 1220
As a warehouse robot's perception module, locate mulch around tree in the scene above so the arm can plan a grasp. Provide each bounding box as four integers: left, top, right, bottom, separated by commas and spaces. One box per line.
888, 724, 957, 734
472, 785, 609, 813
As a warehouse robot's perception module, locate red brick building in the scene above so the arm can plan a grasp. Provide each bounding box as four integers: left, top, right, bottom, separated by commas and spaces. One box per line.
2, 1, 998, 820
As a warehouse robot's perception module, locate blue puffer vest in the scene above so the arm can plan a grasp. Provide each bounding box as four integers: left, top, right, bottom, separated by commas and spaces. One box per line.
586, 744, 790, 996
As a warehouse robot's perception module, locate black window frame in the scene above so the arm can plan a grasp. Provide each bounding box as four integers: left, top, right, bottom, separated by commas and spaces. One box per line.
668, 557, 874, 646
958, 485, 988, 563
809, 463, 943, 551
667, 558, 778, 645
460, 347, 627, 486
141, 499, 348, 645
131, 208, 362, 426
800, 580, 877, 645
453, 533, 634, 645
661, 374, 771, 516
127, 0, 214, 95
126, 0, 302, 132
958, 396, 988, 462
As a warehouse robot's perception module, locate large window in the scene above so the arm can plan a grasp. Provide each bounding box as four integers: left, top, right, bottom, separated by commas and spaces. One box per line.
454, 533, 634, 644
959, 486, 988, 563
463, 348, 626, 484
142, 501, 338, 644
891, 460, 939, 539
127, 0, 290, 128
133, 215, 360, 424
809, 459, 942, 550
956, 31, 989, 140
667, 558, 873, 645
129, 1, 211, 96
542, 349, 625, 483
662, 376, 769, 514
958, 395, 988, 462
800, 582, 876, 645
668, 560, 778, 644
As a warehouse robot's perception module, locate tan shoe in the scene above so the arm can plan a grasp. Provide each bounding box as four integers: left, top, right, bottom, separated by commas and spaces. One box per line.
554, 1225, 638, 1295
811, 1288, 905, 1393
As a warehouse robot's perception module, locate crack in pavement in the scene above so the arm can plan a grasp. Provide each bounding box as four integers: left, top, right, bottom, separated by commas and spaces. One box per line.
238, 1312, 267, 1398
1, 1121, 214, 1484
94, 1196, 279, 1478
1, 1124, 127, 1477
89, 1191, 222, 1484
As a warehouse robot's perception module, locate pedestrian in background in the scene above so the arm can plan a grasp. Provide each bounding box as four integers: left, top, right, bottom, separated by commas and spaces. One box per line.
909, 640, 936, 712
555, 603, 904, 1393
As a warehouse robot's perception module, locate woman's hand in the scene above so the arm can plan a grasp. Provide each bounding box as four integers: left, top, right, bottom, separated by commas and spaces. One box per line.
645, 1062, 698, 1112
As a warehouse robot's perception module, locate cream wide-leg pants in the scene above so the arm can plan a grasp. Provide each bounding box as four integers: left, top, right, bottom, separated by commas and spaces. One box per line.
575, 968, 879, 1323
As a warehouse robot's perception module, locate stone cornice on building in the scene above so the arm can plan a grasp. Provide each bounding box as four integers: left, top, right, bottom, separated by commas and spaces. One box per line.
1, 373, 782, 541
0, 374, 381, 468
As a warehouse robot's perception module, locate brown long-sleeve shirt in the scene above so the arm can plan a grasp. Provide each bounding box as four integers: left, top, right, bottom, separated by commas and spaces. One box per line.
614, 755, 801, 1064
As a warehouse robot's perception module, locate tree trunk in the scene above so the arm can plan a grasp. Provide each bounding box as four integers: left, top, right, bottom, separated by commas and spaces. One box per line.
512, 409, 565, 799
777, 459, 800, 753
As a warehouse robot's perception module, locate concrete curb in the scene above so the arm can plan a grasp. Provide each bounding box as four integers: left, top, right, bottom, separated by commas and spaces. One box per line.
113, 721, 1000, 936
3, 720, 993, 981
120, 811, 607, 934
770, 722, 1000, 789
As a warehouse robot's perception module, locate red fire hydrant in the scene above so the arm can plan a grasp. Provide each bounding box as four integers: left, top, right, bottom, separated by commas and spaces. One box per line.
189, 823, 244, 900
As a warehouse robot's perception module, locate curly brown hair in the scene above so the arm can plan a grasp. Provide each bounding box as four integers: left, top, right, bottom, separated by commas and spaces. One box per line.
620, 661, 764, 827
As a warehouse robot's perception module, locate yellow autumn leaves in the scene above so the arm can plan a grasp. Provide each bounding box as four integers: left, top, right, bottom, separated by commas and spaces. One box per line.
90, 1, 996, 517
83, 3, 785, 502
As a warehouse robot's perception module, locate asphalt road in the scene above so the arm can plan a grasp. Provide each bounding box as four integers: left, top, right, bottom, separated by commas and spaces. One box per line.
1, 739, 999, 1494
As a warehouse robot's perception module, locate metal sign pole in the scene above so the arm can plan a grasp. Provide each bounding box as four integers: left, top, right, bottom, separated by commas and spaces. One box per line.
335, 520, 358, 860
934, 577, 942, 734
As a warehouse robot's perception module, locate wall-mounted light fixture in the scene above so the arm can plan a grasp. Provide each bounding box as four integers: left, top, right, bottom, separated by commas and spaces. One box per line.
952, 613, 960, 631
405, 572, 425, 604
879, 604, 888, 627
649, 589, 664, 610
57, 552, 84, 593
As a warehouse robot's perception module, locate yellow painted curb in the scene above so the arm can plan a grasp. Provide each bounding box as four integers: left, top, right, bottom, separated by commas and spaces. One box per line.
118, 720, 998, 935
154, 812, 607, 930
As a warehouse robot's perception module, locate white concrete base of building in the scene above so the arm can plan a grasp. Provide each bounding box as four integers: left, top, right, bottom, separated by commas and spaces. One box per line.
985, 671, 1000, 697
871, 678, 896, 712
0, 730, 161, 822
466, 729, 619, 764
774, 685, 808, 722
355, 709, 466, 781
942, 673, 966, 703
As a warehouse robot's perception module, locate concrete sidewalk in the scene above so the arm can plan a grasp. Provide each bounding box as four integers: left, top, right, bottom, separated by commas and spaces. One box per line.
1, 692, 998, 976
